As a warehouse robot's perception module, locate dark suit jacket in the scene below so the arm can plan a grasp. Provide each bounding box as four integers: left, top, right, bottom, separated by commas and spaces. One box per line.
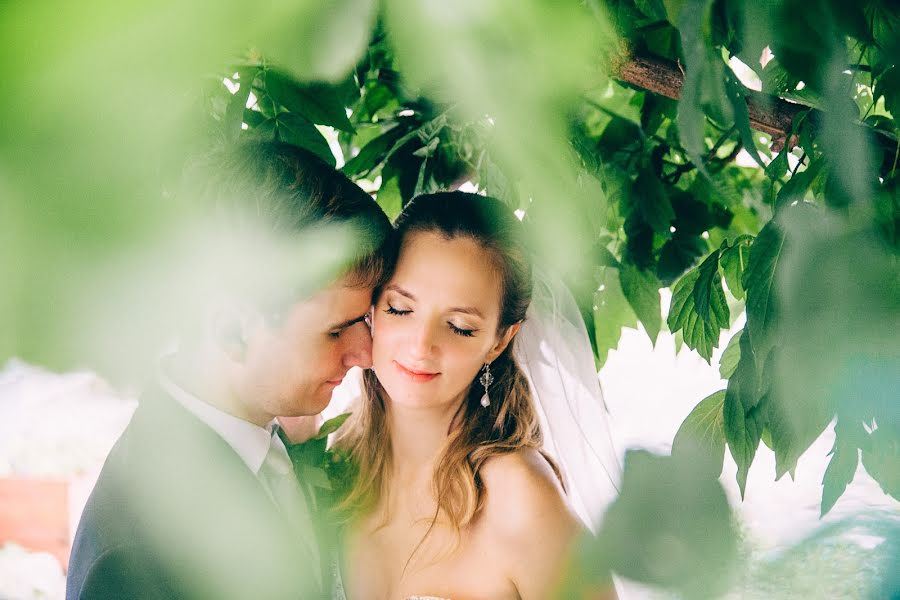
67, 385, 324, 599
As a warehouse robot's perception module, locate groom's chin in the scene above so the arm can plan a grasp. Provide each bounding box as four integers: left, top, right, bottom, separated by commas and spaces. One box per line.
307, 386, 336, 414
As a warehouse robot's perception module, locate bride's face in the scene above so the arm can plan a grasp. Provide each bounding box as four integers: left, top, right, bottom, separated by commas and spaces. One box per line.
371, 231, 511, 410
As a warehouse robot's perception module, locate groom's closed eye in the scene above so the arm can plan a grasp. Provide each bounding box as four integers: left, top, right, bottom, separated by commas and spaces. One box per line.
327, 314, 368, 338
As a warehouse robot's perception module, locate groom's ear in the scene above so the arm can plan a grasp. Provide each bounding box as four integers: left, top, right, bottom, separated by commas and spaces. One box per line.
485, 322, 521, 363
210, 301, 264, 364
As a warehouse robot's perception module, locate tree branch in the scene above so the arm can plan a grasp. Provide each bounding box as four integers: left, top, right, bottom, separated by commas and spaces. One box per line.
613, 53, 805, 150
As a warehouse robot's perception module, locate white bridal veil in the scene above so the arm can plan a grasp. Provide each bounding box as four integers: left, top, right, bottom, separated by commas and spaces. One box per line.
513, 267, 622, 532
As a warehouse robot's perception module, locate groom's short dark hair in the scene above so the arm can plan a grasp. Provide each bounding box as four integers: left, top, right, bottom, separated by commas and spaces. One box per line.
183, 138, 392, 308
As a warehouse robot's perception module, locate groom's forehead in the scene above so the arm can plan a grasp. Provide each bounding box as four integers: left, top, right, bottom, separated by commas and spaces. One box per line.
287, 276, 373, 325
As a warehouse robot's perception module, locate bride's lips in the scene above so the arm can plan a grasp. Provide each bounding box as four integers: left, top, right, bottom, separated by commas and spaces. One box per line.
325, 376, 345, 386
394, 361, 439, 383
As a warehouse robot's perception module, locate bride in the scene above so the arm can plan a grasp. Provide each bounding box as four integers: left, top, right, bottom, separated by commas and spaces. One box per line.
329, 191, 620, 600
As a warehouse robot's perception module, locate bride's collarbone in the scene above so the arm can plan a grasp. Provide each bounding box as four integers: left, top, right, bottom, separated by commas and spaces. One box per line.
350, 520, 518, 600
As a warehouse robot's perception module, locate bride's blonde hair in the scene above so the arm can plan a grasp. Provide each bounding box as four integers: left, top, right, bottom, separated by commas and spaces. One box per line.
334, 192, 561, 535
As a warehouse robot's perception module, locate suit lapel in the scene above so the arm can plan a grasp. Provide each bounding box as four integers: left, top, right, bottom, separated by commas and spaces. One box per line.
122, 385, 324, 597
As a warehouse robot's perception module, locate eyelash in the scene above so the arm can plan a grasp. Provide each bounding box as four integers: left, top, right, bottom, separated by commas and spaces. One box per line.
384, 304, 476, 338
328, 330, 342, 339
449, 323, 475, 337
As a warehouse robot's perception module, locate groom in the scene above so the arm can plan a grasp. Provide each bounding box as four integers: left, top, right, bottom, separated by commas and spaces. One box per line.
67, 139, 392, 599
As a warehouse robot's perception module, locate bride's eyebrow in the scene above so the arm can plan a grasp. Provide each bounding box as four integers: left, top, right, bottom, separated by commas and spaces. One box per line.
385, 284, 416, 301
386, 283, 483, 318
448, 306, 484, 319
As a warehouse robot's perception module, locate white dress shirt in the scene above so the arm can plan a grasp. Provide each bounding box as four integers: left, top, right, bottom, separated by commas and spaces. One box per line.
157, 364, 276, 476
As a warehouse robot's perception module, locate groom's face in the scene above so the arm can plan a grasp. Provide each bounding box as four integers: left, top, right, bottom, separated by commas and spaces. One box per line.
237, 275, 375, 419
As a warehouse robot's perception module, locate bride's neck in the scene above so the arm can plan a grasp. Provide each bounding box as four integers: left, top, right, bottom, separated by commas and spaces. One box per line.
387, 395, 463, 481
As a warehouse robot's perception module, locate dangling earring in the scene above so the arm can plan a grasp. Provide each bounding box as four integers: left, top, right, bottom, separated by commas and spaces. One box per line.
479, 363, 494, 407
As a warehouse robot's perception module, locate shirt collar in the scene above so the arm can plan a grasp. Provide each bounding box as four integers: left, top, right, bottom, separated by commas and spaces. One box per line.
157, 356, 274, 475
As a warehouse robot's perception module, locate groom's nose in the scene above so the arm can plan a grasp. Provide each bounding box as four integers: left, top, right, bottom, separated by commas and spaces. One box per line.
342, 323, 373, 369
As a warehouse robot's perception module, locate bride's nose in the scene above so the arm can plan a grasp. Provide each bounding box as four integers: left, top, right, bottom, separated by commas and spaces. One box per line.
407, 319, 438, 360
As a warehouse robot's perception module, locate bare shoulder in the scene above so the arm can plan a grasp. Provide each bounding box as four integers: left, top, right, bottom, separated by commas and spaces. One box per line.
479, 449, 580, 538
478, 450, 584, 598
480, 448, 563, 495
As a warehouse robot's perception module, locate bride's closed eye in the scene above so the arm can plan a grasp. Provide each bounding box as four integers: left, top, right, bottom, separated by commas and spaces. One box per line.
448, 322, 476, 337
384, 304, 411, 316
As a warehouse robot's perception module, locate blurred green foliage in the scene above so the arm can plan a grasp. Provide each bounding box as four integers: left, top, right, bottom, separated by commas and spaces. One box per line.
2, 0, 898, 596
729, 513, 897, 600
590, 448, 739, 598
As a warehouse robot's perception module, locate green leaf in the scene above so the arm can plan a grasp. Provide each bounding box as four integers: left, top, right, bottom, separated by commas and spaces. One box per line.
720, 235, 752, 300
415, 113, 448, 143
342, 125, 407, 178
275, 113, 336, 166
875, 65, 900, 121
477, 155, 515, 206
413, 157, 430, 197
255, 117, 278, 139
594, 267, 638, 368
224, 68, 258, 139
565, 263, 604, 365
821, 419, 861, 516
597, 116, 644, 159
260, 0, 377, 83
667, 252, 729, 363
592, 449, 737, 598
315, 412, 351, 439
284, 435, 327, 469
242, 107, 266, 129
744, 219, 785, 368
619, 265, 662, 345
623, 212, 655, 270
692, 249, 730, 330
723, 327, 764, 496
265, 69, 355, 132
376, 173, 403, 220
255, 89, 279, 118
662, 0, 687, 26
760, 427, 774, 451
775, 157, 825, 209
657, 233, 708, 285
765, 145, 790, 181
384, 127, 427, 166
861, 425, 900, 502
670, 187, 733, 235
361, 82, 397, 119
718, 329, 742, 379
672, 390, 727, 478
772, 209, 900, 475
676, 0, 725, 172
771, 0, 842, 91
298, 463, 332, 490
631, 168, 676, 234
755, 348, 827, 480
634, 0, 667, 20
767, 367, 833, 481
411, 136, 439, 158
723, 70, 765, 169
595, 245, 620, 269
